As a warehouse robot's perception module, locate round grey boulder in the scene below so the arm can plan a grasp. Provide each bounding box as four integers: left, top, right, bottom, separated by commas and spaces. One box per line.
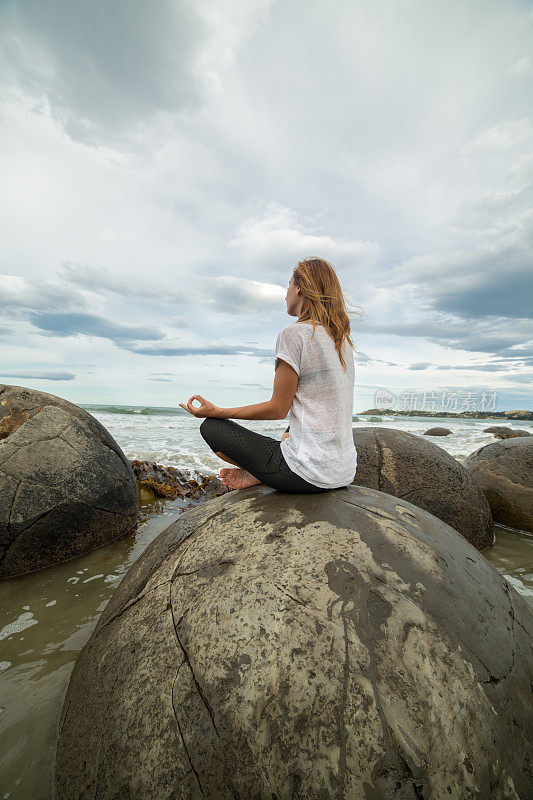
54, 484, 533, 800
423, 427, 452, 436
0, 384, 139, 579
483, 426, 513, 437
465, 437, 533, 533
482, 426, 526, 440
351, 426, 493, 550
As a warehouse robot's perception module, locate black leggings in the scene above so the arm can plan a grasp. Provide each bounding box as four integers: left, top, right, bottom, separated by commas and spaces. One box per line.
199, 418, 332, 493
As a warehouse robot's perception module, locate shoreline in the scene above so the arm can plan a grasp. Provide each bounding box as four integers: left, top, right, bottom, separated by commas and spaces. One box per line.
359, 409, 533, 421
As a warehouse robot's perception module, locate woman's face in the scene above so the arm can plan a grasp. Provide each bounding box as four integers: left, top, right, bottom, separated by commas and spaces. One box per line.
286, 274, 302, 316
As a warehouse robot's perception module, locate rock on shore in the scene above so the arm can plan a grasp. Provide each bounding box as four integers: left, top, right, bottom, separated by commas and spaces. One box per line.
0, 384, 139, 579
465, 437, 533, 533
54, 484, 533, 800
351, 426, 494, 550
423, 427, 452, 436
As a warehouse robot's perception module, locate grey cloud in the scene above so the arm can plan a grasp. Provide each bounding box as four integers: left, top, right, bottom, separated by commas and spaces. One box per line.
0, 274, 88, 313
28, 312, 163, 343
126, 342, 273, 357
435, 364, 508, 372
388, 192, 533, 321
0, 370, 75, 380
60, 263, 135, 295
0, 0, 206, 148
361, 317, 533, 365
58, 263, 186, 303
430, 262, 532, 320
205, 276, 285, 313
354, 350, 398, 367
408, 362, 527, 373
500, 372, 533, 384
59, 262, 287, 313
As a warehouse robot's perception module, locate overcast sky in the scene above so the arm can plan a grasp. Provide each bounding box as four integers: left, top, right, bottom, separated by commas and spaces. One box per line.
1, 0, 532, 414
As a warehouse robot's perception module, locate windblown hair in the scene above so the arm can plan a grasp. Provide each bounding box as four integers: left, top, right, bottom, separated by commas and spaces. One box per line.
292, 257, 364, 372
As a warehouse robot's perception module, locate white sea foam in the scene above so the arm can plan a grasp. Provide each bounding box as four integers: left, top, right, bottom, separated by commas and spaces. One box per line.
0, 612, 38, 642
82, 574, 104, 583
86, 407, 532, 475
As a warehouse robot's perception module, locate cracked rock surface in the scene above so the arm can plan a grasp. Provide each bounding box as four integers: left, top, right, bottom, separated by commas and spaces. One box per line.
54, 483, 532, 799
465, 437, 533, 533
0, 384, 140, 579
351, 427, 494, 550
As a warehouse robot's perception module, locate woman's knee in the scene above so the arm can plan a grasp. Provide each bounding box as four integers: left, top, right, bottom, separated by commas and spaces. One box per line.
199, 417, 222, 446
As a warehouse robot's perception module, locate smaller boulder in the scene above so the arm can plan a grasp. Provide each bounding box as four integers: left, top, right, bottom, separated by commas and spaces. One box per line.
465, 437, 533, 533
483, 426, 513, 439
351, 427, 493, 550
423, 427, 452, 436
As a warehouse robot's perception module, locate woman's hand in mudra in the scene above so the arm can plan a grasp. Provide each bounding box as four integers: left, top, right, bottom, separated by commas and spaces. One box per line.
179, 395, 219, 418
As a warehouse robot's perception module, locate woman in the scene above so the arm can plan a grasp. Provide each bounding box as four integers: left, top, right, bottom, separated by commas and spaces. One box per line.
179, 257, 362, 493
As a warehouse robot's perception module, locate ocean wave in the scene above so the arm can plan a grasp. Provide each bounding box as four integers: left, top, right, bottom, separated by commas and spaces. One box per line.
80, 404, 185, 416
79, 403, 366, 422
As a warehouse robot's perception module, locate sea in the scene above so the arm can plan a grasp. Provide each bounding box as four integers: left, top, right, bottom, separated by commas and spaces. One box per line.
0, 406, 532, 799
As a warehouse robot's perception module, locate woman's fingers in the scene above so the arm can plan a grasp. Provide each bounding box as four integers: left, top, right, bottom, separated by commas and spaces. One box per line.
180, 395, 213, 417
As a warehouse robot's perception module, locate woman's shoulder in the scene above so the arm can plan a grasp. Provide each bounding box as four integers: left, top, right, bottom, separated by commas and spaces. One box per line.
278, 320, 327, 341
279, 321, 307, 337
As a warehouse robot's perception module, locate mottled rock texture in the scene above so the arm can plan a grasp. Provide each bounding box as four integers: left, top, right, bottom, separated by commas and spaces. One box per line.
351, 427, 494, 550
54, 484, 533, 800
0, 384, 139, 579
465, 437, 533, 533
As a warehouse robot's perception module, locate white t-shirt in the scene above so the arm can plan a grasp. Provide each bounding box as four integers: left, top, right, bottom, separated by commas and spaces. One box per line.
275, 321, 357, 488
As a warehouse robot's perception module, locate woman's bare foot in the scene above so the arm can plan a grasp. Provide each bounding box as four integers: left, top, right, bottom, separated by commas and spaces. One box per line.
219, 467, 262, 490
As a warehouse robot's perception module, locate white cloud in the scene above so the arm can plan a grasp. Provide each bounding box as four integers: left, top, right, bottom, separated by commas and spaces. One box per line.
0, 0, 531, 409
460, 119, 533, 155
228, 203, 381, 271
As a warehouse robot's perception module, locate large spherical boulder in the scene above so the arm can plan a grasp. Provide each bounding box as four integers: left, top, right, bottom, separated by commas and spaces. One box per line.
351, 426, 493, 550
54, 484, 533, 800
465, 437, 533, 533
0, 384, 139, 579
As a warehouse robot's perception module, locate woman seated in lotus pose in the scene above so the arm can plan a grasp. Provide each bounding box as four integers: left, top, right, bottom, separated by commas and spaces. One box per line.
179, 256, 360, 493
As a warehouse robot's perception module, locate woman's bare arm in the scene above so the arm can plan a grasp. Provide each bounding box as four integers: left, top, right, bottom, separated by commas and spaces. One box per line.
216, 361, 298, 422
215, 399, 284, 420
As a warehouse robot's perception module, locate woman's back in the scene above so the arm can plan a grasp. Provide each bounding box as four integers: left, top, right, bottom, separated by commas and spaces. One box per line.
275, 321, 357, 488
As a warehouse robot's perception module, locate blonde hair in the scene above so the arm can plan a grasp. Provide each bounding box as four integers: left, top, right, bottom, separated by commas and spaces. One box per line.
292, 257, 364, 371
